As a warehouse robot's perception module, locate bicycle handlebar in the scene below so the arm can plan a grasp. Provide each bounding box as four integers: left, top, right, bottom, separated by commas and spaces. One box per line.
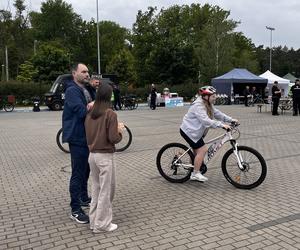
230, 121, 240, 127
222, 121, 240, 132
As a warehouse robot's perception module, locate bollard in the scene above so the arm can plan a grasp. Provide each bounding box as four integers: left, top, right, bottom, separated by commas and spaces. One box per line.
32, 97, 40, 112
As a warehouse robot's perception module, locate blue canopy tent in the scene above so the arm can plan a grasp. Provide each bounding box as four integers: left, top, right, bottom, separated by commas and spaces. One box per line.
211, 68, 268, 99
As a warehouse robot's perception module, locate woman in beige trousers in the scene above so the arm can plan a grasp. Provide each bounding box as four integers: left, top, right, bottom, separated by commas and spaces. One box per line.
85, 83, 123, 233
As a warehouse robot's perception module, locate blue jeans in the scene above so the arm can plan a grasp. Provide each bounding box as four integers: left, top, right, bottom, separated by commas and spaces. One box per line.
69, 144, 90, 212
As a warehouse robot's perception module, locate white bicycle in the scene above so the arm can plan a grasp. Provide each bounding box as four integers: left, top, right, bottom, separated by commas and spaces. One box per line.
156, 122, 267, 189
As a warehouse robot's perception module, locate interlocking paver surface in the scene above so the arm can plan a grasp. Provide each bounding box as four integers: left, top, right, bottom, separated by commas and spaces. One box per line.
0, 105, 300, 250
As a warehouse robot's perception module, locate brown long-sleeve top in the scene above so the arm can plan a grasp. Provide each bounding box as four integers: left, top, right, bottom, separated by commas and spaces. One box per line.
85, 109, 122, 153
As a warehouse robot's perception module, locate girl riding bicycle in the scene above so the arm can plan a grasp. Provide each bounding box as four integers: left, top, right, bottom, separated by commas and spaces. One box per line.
180, 86, 238, 182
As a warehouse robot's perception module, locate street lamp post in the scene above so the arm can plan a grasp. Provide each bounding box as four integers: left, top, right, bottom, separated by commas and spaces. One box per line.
5, 46, 9, 81
34, 40, 38, 55
1, 64, 5, 81
266, 26, 275, 71
96, 0, 101, 75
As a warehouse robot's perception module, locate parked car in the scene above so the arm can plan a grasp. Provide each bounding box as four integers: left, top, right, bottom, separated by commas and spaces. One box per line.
44, 74, 73, 111
44, 74, 116, 111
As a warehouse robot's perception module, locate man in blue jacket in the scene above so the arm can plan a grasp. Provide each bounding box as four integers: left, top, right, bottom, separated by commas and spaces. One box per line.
62, 63, 94, 224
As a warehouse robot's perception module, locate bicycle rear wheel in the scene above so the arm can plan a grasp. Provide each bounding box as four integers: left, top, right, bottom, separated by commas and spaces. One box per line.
116, 125, 132, 152
222, 146, 267, 189
156, 143, 194, 183
56, 128, 70, 153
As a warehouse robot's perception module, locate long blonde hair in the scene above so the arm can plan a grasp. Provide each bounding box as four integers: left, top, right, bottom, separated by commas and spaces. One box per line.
203, 97, 214, 119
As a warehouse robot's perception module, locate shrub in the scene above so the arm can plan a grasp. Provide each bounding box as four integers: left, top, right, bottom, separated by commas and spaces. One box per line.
0, 80, 51, 105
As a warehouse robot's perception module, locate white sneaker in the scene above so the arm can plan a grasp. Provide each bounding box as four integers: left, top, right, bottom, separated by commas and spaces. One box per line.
93, 223, 118, 233
190, 172, 208, 182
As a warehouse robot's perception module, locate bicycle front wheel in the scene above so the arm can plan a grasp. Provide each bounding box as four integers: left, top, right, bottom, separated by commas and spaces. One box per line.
156, 143, 194, 183
116, 125, 132, 152
56, 128, 70, 153
222, 146, 267, 189
4, 103, 14, 112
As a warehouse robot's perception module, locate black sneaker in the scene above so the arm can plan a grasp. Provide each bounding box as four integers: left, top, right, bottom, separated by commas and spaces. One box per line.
80, 197, 91, 207
200, 163, 207, 174
70, 210, 89, 224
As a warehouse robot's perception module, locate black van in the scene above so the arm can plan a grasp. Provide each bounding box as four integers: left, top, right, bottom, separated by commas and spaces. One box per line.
44, 74, 73, 111
44, 74, 117, 111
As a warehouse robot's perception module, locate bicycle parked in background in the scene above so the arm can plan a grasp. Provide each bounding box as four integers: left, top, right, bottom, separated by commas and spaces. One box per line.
0, 95, 15, 112
215, 94, 230, 105
248, 94, 265, 106
120, 95, 138, 110
156, 122, 267, 189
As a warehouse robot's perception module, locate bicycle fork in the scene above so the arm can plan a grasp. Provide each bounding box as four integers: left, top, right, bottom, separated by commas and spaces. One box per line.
230, 140, 245, 170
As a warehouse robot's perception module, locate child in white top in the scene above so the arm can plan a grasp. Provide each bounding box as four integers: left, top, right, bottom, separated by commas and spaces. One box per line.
180, 86, 238, 182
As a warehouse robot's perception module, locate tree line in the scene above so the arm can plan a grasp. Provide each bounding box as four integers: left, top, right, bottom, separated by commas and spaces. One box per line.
1, 0, 300, 88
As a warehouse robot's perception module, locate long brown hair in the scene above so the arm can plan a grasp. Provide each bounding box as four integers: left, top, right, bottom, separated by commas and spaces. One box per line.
90, 83, 112, 120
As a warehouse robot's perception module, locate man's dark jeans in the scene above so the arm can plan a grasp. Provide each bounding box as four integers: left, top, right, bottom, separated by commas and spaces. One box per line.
293, 98, 300, 115
69, 144, 90, 212
272, 97, 280, 115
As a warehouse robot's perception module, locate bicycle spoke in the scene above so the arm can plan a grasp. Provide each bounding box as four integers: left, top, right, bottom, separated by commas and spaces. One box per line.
225, 149, 262, 186
159, 146, 192, 179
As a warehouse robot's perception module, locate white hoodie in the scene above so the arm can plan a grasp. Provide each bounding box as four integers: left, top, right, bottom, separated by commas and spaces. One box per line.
180, 97, 233, 143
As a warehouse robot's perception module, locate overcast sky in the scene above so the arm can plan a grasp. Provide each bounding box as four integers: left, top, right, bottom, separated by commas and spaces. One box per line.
2, 0, 300, 49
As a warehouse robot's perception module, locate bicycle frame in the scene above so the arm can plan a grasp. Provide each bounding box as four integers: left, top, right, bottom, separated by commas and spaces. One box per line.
173, 126, 245, 170
249, 94, 264, 105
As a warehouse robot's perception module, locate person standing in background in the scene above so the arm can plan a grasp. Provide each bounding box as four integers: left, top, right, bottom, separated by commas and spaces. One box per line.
243, 86, 250, 107
113, 84, 121, 110
150, 84, 157, 110
86, 75, 100, 101
291, 79, 300, 116
272, 81, 281, 116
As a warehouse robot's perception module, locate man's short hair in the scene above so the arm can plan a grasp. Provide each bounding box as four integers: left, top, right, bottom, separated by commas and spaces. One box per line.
296, 79, 299, 83
90, 74, 101, 80
70, 62, 85, 72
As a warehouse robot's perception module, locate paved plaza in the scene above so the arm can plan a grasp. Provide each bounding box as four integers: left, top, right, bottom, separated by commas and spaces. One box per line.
0, 104, 300, 250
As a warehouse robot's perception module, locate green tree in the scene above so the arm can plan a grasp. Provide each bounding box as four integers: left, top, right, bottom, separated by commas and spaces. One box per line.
31, 43, 70, 83
106, 48, 136, 84
0, 0, 33, 78
255, 46, 300, 77
132, 4, 251, 85
16, 61, 38, 82
149, 5, 198, 85
231, 32, 259, 73
0, 10, 13, 72
65, 20, 129, 74
96, 21, 130, 74
196, 5, 238, 82
131, 7, 158, 86
29, 0, 82, 43
12, 0, 33, 71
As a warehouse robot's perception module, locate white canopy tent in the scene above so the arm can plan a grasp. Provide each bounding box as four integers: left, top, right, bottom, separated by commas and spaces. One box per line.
259, 70, 290, 97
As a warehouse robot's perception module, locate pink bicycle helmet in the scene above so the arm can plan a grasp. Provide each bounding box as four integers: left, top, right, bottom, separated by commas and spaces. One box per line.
199, 86, 217, 96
